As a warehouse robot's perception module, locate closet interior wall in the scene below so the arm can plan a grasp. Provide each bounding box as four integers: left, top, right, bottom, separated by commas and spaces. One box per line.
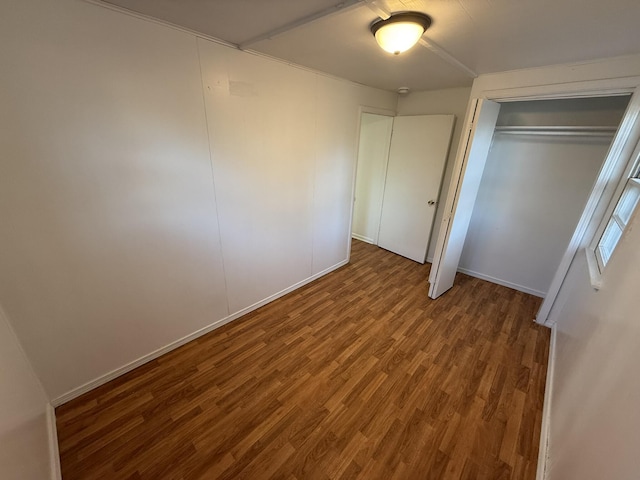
458, 96, 630, 297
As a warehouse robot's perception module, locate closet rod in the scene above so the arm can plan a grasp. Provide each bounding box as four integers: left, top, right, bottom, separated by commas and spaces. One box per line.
494, 126, 617, 137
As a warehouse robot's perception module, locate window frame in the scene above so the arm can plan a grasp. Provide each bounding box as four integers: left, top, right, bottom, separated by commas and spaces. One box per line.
587, 141, 640, 288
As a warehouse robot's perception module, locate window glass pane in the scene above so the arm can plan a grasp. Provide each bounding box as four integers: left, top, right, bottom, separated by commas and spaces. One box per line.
596, 179, 640, 271
616, 181, 640, 225
598, 217, 623, 267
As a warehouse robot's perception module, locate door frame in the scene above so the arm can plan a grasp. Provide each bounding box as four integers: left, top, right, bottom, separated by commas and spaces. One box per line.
428, 99, 501, 297
437, 76, 640, 326
347, 106, 396, 260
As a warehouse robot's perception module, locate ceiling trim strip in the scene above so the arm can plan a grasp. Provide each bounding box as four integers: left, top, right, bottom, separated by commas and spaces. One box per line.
239, 0, 364, 50
362, 0, 390, 20
419, 38, 477, 78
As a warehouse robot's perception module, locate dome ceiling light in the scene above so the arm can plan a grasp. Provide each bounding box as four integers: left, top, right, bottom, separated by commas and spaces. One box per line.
370, 12, 432, 55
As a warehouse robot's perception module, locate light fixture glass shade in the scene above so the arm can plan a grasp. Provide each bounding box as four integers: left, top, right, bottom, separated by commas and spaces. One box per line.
370, 12, 432, 55
374, 22, 425, 55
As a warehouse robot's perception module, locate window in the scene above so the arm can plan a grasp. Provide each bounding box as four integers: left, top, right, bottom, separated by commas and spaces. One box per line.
595, 176, 640, 270
587, 139, 640, 288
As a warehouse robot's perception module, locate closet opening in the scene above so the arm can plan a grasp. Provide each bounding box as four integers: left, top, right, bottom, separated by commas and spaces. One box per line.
459, 96, 630, 297
428, 90, 640, 325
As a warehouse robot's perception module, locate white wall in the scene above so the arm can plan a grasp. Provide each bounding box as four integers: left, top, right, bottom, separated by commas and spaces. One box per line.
0, 0, 228, 401
352, 113, 393, 244
396, 87, 472, 260
198, 40, 396, 312
0, 0, 396, 401
545, 206, 640, 479
0, 306, 51, 480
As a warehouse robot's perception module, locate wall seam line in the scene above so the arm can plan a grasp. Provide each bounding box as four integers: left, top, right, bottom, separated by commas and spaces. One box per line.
195, 37, 232, 316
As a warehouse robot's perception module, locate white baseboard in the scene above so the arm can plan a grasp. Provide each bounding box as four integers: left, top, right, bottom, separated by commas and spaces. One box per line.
425, 257, 546, 298
455, 267, 546, 298
351, 233, 374, 244
536, 325, 556, 480
46, 404, 61, 480
51, 259, 349, 406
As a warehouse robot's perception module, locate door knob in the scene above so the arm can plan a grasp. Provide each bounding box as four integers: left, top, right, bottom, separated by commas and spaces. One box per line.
428, 200, 437, 206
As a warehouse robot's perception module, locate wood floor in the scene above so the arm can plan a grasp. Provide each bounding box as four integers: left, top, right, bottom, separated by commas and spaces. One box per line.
56, 240, 550, 479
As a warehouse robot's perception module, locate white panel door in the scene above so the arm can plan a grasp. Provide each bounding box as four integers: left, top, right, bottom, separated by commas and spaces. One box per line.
352, 113, 394, 244
377, 115, 455, 263
429, 99, 501, 298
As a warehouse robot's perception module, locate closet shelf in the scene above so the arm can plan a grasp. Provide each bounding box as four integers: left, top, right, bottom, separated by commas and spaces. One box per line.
494, 125, 618, 137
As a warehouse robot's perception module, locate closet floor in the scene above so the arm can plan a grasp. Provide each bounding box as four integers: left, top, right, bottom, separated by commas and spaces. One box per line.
56, 239, 550, 479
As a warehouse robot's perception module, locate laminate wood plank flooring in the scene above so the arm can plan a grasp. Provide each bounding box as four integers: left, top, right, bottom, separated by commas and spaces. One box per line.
56, 240, 550, 479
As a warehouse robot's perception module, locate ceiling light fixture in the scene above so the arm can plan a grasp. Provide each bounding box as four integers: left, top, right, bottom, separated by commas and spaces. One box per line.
370, 12, 432, 55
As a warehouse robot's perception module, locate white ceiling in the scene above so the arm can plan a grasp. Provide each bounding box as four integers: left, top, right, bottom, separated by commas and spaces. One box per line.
101, 0, 640, 92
